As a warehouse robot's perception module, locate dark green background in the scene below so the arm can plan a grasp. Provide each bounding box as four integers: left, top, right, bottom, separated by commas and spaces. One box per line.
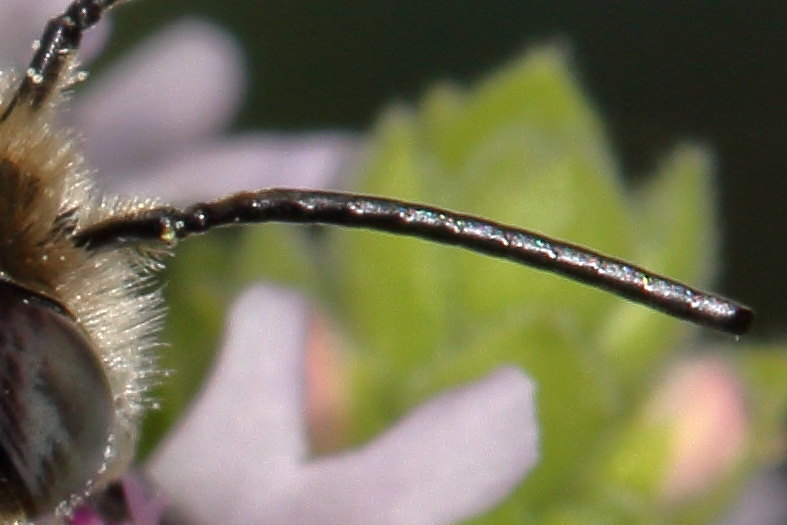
108, 1, 786, 335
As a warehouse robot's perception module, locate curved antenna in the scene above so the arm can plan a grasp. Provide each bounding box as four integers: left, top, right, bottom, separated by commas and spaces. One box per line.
74, 189, 754, 335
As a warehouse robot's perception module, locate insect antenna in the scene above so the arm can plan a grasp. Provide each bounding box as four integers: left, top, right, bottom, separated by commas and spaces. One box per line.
74, 188, 754, 335
0, 0, 122, 121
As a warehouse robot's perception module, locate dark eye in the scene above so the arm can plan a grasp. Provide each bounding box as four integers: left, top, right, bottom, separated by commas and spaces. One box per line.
0, 280, 112, 519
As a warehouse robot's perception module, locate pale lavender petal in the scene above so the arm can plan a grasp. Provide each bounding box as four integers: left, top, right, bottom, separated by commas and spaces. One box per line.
147, 285, 311, 521
73, 19, 245, 174
78, 13, 111, 64
176, 367, 537, 525
101, 133, 358, 204
0, 0, 108, 69
266, 367, 539, 525
122, 473, 168, 525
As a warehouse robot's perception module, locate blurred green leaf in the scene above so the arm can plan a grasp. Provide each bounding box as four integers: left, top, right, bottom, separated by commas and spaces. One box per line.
150, 44, 787, 524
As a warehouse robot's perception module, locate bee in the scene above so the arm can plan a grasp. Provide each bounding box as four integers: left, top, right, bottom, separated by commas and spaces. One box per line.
0, 0, 753, 523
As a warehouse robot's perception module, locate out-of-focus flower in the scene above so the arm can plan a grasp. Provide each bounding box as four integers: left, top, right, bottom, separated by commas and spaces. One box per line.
603, 355, 752, 517
148, 286, 539, 524
0, 2, 541, 523
651, 356, 749, 503
70, 19, 356, 204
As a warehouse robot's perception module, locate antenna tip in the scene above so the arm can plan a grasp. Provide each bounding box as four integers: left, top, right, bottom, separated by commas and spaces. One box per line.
722, 306, 755, 336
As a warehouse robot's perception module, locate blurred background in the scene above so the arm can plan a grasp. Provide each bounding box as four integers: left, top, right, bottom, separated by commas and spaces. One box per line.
80, 1, 787, 522
107, 0, 786, 336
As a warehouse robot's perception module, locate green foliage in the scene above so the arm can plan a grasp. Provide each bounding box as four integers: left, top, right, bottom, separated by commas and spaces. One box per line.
326, 47, 787, 522
149, 47, 787, 523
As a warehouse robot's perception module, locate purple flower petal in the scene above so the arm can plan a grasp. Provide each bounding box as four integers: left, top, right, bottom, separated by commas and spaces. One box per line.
148, 285, 539, 525
122, 473, 168, 525
147, 285, 312, 513
271, 367, 539, 525
101, 133, 358, 203
73, 19, 246, 175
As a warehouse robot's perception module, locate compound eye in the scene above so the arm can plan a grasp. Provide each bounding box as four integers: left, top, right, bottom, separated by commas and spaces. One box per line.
0, 281, 113, 520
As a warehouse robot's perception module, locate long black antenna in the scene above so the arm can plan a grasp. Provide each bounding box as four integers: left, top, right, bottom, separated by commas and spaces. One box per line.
74, 189, 754, 335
